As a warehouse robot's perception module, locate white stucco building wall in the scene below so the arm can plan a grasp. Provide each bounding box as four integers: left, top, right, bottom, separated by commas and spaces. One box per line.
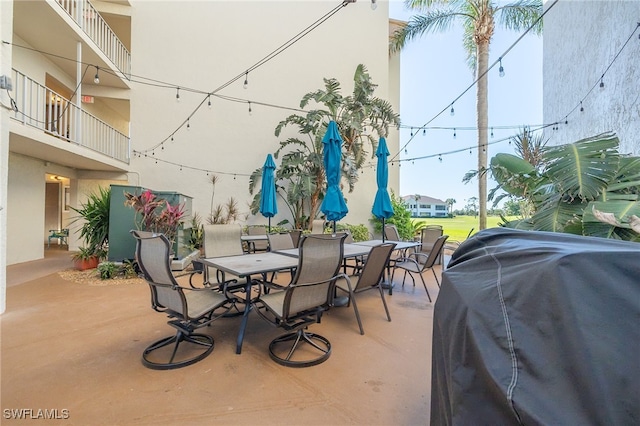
543, 0, 640, 154
129, 0, 397, 230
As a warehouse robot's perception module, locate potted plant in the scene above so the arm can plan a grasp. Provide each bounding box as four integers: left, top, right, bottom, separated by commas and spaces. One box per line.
70, 187, 111, 270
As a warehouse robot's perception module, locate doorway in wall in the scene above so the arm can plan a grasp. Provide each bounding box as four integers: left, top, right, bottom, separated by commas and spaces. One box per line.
44, 174, 69, 250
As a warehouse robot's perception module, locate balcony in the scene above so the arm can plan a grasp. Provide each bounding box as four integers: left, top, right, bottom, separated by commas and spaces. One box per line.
9, 68, 130, 166
12, 0, 131, 89
55, 0, 131, 78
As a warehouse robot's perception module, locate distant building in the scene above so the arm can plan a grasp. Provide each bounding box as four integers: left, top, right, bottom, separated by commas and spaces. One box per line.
402, 195, 448, 218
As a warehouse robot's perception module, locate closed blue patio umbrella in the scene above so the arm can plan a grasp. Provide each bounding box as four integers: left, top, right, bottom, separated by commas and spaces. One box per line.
260, 154, 278, 232
320, 120, 348, 233
372, 137, 394, 242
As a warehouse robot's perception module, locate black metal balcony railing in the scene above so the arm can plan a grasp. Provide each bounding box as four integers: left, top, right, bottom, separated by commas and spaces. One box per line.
56, 0, 131, 78
10, 69, 130, 164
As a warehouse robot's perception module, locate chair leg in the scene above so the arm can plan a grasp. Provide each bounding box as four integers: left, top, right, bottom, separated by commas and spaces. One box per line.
142, 330, 214, 370
349, 291, 364, 335
420, 274, 432, 303
268, 328, 331, 368
377, 285, 391, 322
431, 268, 441, 288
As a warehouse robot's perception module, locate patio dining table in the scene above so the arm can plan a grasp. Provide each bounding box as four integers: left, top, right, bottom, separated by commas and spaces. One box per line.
200, 252, 298, 354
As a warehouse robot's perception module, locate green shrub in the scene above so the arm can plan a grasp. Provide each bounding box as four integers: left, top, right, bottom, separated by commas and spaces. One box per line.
97, 262, 119, 280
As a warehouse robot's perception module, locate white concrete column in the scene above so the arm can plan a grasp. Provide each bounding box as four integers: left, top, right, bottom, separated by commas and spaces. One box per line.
0, 0, 14, 314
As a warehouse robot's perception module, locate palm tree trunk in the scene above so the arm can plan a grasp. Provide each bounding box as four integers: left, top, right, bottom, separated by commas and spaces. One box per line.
476, 40, 490, 230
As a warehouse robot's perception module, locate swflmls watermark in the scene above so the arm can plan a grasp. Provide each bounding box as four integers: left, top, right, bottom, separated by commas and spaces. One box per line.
3, 408, 70, 420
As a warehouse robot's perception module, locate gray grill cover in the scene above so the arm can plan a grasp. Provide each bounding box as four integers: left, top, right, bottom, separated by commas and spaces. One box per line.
432, 228, 640, 425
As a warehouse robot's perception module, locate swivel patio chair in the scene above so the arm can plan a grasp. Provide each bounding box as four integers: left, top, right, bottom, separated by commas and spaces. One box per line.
335, 242, 396, 335
132, 230, 236, 370
246, 226, 268, 253
194, 224, 244, 289
311, 219, 326, 234
265, 233, 296, 285
253, 233, 347, 367
392, 235, 449, 302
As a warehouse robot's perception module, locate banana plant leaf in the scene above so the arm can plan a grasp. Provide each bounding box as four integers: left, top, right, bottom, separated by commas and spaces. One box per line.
542, 132, 620, 201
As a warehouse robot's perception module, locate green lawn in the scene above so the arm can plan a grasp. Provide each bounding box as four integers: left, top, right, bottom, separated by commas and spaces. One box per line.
411, 215, 513, 242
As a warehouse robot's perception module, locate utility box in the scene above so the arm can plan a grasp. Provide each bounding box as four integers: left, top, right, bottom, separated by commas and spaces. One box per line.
108, 184, 193, 264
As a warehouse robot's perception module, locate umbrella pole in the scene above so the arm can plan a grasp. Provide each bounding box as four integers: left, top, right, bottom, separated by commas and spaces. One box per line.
268, 217, 271, 234
333, 220, 336, 236
382, 218, 385, 242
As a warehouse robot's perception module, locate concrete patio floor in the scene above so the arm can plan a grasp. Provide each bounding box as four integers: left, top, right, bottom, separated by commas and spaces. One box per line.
2, 246, 445, 425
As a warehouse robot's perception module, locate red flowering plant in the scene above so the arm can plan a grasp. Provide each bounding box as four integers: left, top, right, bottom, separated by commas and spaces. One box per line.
124, 190, 186, 251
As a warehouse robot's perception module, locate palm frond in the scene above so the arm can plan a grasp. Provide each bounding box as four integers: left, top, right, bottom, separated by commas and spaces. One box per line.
248, 167, 263, 195
390, 8, 467, 52
497, 0, 543, 35
530, 194, 583, 233
542, 132, 620, 201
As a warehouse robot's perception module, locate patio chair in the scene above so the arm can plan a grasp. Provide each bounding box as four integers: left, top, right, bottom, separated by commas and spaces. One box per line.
335, 242, 396, 335
391, 235, 449, 302
47, 228, 69, 248
253, 233, 347, 367
420, 226, 444, 264
198, 224, 244, 289
383, 224, 402, 241
265, 233, 296, 285
246, 226, 268, 253
289, 229, 303, 248
131, 230, 236, 370
337, 230, 363, 276
311, 219, 326, 234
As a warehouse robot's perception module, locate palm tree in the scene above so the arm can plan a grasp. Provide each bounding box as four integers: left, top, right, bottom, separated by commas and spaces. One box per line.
445, 198, 456, 215
390, 0, 543, 230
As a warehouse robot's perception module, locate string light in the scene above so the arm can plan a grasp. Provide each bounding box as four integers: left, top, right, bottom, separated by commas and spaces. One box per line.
410, 127, 413, 137
370, 0, 377, 10
438, 155, 442, 162
187, 118, 190, 130
248, 101, 252, 115
498, 57, 505, 77
243, 72, 249, 89
423, 129, 426, 136
453, 128, 456, 139
93, 66, 100, 84
599, 76, 604, 88
580, 101, 584, 112
176, 87, 180, 102
491, 127, 494, 138
207, 95, 212, 108
450, 105, 455, 116
404, 148, 408, 154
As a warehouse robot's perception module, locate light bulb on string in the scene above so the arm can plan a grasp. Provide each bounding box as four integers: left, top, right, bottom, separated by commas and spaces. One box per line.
248, 101, 252, 115
491, 127, 494, 138
370, 0, 377, 10
208, 95, 212, 109
498, 57, 505, 77
450, 105, 455, 116
187, 118, 190, 130
410, 127, 413, 137
180, 165, 183, 171
243, 72, 249, 89
404, 148, 408, 154
438, 155, 442, 163
599, 76, 604, 89
176, 88, 180, 102
565, 119, 568, 125
423, 129, 426, 136
580, 101, 584, 112
161, 145, 164, 150
93, 66, 100, 84
453, 128, 456, 139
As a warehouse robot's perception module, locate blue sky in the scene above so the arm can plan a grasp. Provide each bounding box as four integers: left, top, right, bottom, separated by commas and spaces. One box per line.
388, 1, 543, 210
